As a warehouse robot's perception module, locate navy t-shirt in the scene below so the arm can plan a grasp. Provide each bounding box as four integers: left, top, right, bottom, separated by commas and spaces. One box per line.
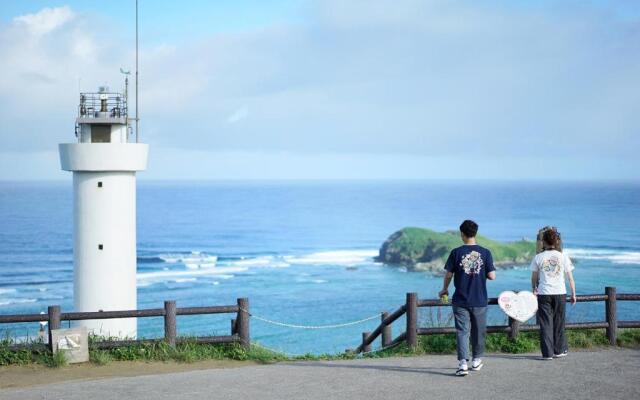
444, 245, 495, 307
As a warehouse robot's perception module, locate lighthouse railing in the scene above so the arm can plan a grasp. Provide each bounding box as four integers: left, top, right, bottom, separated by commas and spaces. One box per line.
78, 91, 128, 119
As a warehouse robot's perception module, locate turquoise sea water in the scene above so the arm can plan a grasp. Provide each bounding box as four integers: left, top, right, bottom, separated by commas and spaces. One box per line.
0, 181, 639, 354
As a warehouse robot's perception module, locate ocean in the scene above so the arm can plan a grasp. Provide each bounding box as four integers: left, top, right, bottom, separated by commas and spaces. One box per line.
1, 180, 639, 355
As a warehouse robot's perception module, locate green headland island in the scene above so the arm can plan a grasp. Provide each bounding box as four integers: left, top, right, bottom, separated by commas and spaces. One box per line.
376, 227, 536, 272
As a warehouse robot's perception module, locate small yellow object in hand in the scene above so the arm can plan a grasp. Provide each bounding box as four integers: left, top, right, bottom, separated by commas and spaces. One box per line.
441, 294, 449, 304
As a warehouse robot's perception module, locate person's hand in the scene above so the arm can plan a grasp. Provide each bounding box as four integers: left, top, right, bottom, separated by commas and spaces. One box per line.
438, 289, 448, 299
532, 287, 538, 296
570, 294, 577, 305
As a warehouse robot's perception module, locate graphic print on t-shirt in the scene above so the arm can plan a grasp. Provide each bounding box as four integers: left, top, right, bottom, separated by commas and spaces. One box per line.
541, 255, 562, 277
460, 251, 483, 275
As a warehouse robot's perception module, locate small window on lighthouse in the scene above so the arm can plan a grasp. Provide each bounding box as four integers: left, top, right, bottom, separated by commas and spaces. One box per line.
91, 125, 111, 143
98, 244, 104, 250
98, 182, 103, 188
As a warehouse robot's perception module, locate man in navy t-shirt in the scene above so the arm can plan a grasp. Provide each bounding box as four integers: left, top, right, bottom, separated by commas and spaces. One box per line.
438, 220, 496, 376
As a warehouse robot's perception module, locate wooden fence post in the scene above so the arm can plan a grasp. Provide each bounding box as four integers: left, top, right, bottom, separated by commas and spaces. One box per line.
605, 287, 617, 346
47, 305, 61, 352
406, 293, 418, 349
508, 317, 520, 341
237, 298, 250, 348
230, 318, 237, 335
164, 300, 177, 347
381, 311, 392, 348
362, 332, 372, 352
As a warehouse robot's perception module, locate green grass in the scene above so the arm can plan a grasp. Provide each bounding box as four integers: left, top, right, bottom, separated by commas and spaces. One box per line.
46, 349, 68, 368
617, 329, 640, 348
89, 349, 113, 365
375, 329, 640, 357
1, 329, 639, 367
0, 337, 50, 366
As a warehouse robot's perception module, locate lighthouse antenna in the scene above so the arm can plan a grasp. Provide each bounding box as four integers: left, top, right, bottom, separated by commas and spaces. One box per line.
135, 0, 139, 143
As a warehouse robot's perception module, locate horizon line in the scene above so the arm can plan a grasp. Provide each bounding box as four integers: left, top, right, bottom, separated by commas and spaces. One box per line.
0, 178, 639, 184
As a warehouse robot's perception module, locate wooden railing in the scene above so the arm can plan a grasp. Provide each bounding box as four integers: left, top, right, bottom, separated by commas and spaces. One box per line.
3, 288, 638, 355
0, 298, 250, 351
355, 287, 640, 353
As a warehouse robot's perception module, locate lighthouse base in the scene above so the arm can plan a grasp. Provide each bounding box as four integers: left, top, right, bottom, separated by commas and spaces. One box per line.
76, 318, 137, 339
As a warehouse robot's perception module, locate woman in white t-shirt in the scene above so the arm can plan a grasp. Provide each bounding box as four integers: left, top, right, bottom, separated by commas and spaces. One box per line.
530, 229, 576, 360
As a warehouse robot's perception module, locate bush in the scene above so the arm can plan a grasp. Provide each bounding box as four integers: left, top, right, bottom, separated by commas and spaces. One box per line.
89, 350, 113, 365
46, 350, 68, 368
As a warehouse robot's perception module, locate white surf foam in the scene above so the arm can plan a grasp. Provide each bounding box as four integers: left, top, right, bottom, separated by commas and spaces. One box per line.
137, 266, 247, 282
134, 248, 377, 287
565, 248, 640, 265
224, 255, 290, 268
283, 250, 378, 266
0, 288, 17, 295
159, 252, 218, 267
37, 295, 64, 301
173, 278, 197, 283
0, 298, 37, 306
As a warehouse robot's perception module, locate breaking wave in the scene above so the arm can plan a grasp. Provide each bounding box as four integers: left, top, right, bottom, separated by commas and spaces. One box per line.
565, 248, 640, 265
133, 249, 378, 286
136, 267, 247, 283
0, 298, 37, 307
283, 250, 378, 266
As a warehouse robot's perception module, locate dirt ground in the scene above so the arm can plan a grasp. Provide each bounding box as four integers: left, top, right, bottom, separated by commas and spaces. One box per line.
0, 359, 257, 389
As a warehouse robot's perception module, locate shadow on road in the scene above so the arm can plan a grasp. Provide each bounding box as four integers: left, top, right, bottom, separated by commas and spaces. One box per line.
283, 361, 455, 377
484, 354, 543, 361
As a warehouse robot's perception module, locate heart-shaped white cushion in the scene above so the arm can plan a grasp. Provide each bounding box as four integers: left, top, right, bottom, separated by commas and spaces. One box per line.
498, 291, 538, 323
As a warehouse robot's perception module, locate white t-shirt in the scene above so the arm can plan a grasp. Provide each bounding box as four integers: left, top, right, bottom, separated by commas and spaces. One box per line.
530, 250, 574, 295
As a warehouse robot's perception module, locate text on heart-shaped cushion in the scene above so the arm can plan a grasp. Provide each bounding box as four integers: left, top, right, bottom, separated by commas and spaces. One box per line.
498, 290, 538, 323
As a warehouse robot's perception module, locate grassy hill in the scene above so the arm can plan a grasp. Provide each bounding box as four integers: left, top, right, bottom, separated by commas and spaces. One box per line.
375, 227, 535, 272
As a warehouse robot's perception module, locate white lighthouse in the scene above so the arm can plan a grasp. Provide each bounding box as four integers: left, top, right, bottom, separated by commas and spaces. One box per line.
59, 85, 147, 338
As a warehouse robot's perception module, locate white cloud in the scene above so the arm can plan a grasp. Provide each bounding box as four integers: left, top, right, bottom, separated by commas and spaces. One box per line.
227, 106, 249, 124
0, 2, 639, 180
13, 6, 75, 37
0, 6, 126, 153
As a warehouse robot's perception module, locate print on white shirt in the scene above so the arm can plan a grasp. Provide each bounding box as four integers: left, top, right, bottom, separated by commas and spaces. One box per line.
531, 250, 575, 295
541, 255, 562, 277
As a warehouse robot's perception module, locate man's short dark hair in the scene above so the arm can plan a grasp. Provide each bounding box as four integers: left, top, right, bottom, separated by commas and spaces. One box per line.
460, 220, 478, 238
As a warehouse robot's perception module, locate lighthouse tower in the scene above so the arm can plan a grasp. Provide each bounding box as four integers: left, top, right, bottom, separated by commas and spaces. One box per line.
59, 85, 148, 338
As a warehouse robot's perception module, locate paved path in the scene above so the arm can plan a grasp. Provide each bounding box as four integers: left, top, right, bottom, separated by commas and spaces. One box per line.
3, 349, 639, 400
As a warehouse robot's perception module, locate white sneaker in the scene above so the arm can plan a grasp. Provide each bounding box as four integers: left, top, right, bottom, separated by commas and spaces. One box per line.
471, 358, 483, 371
553, 351, 568, 358
456, 360, 469, 376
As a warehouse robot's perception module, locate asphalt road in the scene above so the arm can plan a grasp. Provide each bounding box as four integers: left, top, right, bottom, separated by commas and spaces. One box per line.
3, 349, 639, 400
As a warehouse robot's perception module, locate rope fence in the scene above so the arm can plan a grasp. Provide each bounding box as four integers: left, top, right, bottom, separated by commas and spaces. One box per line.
240, 308, 381, 330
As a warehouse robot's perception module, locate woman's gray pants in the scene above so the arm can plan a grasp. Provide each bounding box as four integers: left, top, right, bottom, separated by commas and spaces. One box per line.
452, 306, 487, 362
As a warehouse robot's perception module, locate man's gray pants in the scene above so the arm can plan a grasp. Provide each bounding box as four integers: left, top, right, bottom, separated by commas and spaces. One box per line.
452, 305, 487, 362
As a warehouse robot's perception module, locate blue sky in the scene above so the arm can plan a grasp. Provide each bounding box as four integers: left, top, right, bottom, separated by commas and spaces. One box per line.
0, 0, 639, 180
0, 1, 305, 35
